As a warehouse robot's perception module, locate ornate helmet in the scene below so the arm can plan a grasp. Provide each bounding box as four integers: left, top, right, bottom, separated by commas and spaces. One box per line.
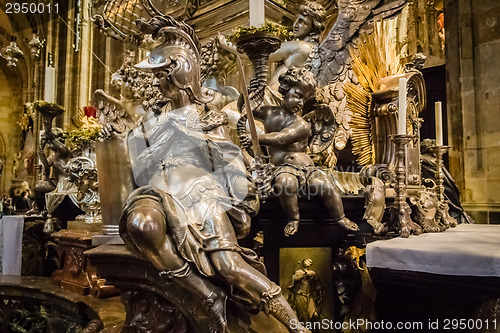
134, 16, 213, 104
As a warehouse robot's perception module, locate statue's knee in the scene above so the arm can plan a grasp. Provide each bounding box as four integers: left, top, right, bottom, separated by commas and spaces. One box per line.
274, 174, 298, 196
309, 175, 336, 197
126, 200, 166, 246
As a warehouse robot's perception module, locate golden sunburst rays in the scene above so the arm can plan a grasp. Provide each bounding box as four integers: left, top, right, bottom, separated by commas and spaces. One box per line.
346, 20, 404, 165
350, 22, 404, 92
344, 83, 375, 165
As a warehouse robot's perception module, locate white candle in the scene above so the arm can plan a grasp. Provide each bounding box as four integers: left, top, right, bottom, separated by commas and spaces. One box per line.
398, 77, 407, 135
435, 101, 443, 146
249, 0, 265, 27
44, 66, 56, 103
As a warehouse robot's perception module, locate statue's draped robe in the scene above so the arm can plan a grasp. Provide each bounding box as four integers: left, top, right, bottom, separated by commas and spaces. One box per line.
120, 104, 265, 277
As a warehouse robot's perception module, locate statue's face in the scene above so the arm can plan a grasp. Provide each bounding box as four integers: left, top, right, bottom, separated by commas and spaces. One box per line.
283, 85, 307, 114
293, 13, 313, 40
154, 68, 177, 100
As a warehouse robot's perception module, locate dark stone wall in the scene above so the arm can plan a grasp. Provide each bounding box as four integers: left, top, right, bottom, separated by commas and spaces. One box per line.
444, 0, 500, 223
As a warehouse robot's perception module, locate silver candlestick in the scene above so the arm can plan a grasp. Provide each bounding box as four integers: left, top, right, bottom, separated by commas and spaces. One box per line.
429, 145, 457, 229
389, 134, 423, 237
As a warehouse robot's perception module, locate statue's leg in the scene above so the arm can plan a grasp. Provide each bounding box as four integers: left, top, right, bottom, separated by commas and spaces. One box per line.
274, 173, 300, 236
210, 249, 309, 333
125, 199, 228, 332
34, 180, 56, 213
308, 173, 359, 231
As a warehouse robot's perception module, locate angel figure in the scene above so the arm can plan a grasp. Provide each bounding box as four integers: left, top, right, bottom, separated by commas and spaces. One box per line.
252, 67, 358, 236
265, 1, 327, 104
92, 50, 163, 136
218, 1, 327, 108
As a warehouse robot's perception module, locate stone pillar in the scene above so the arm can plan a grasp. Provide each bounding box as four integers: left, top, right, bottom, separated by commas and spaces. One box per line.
445, 0, 500, 223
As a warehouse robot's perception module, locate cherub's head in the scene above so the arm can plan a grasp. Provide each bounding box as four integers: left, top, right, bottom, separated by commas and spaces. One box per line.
293, 1, 327, 43
278, 67, 317, 114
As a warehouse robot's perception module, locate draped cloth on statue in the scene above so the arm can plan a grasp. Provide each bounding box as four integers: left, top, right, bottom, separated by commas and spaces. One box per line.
121, 104, 264, 277
367, 224, 500, 277
45, 178, 79, 215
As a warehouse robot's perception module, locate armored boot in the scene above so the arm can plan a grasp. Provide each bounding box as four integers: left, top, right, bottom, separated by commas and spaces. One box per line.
261, 283, 311, 333
161, 263, 228, 333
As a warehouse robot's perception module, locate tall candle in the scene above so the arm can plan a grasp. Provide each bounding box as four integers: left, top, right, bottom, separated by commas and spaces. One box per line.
435, 101, 443, 146
398, 77, 407, 135
44, 66, 56, 103
249, 0, 265, 27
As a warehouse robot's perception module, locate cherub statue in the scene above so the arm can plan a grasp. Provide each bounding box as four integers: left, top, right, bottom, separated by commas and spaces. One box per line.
252, 67, 359, 236
288, 259, 325, 325
120, 16, 310, 333
33, 128, 76, 214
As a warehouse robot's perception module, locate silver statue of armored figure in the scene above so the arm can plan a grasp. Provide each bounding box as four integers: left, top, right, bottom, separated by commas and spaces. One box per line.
120, 16, 311, 333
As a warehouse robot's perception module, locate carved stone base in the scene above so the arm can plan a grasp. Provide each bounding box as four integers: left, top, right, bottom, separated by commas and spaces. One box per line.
87, 245, 292, 333
51, 229, 119, 298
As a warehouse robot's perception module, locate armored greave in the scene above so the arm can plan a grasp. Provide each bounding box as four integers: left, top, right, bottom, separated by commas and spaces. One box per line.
161, 263, 228, 333
261, 284, 310, 333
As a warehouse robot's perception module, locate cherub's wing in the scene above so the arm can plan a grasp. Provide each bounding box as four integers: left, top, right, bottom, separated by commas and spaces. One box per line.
303, 103, 337, 167
306, 0, 407, 163
308, 0, 407, 86
92, 89, 135, 134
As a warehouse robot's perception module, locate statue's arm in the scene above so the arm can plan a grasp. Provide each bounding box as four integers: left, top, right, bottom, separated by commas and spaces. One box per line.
216, 34, 249, 61
48, 136, 72, 157
258, 122, 308, 147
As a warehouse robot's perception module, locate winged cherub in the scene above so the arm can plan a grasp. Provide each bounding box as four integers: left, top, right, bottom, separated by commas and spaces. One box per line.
252, 67, 359, 236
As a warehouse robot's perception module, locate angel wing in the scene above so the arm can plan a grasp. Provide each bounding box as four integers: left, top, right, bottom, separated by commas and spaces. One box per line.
92, 89, 137, 134
303, 103, 337, 167
305, 0, 407, 162
308, 0, 408, 86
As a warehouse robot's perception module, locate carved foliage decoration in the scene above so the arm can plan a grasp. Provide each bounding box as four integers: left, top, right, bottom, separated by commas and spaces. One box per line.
122, 290, 189, 333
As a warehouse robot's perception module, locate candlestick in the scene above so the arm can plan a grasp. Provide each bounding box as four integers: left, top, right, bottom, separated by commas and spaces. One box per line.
389, 134, 422, 238
429, 145, 457, 229
249, 0, 265, 27
44, 54, 56, 103
435, 101, 443, 146
398, 77, 407, 135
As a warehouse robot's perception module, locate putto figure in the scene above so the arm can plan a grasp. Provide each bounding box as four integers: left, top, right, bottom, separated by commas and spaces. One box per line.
252, 67, 359, 236
120, 16, 310, 333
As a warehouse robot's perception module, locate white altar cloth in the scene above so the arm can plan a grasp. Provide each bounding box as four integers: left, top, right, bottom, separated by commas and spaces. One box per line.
0, 216, 24, 275
366, 224, 500, 277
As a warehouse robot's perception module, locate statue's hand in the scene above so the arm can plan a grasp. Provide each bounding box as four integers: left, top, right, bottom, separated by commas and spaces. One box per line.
45, 130, 56, 142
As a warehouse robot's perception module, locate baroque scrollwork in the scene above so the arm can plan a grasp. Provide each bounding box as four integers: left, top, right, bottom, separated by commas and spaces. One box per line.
121, 290, 189, 333
66, 157, 101, 223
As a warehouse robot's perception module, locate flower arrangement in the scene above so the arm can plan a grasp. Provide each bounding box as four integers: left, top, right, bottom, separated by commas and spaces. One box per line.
65, 113, 102, 151
228, 21, 292, 43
